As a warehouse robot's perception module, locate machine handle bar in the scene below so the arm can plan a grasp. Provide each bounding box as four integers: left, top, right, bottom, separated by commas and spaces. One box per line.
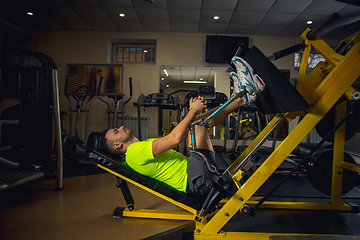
72, 85, 88, 101
306, 13, 339, 40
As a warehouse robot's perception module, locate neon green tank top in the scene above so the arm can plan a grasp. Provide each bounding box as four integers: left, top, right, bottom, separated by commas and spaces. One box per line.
125, 138, 188, 193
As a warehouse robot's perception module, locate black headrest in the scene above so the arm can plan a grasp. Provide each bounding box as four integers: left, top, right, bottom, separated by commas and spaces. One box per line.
86, 132, 103, 158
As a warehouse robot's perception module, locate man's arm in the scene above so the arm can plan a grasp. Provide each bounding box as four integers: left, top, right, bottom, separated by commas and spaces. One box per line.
152, 97, 206, 157
194, 105, 220, 120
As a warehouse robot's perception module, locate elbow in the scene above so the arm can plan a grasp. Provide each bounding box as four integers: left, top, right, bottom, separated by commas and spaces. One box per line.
168, 132, 183, 147
173, 134, 183, 146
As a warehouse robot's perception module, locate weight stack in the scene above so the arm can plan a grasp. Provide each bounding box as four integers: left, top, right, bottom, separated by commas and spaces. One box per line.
0, 51, 56, 166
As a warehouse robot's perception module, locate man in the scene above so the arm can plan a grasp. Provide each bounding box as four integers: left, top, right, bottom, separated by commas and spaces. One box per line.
100, 56, 265, 199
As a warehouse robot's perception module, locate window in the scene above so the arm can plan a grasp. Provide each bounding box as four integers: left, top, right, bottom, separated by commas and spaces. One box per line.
294, 52, 325, 69
111, 40, 156, 63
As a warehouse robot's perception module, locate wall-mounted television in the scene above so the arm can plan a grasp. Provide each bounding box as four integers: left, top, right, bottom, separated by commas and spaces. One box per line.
205, 35, 249, 63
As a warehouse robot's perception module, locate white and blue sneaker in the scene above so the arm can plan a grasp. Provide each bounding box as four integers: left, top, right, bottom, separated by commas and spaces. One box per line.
230, 71, 257, 104
231, 56, 266, 95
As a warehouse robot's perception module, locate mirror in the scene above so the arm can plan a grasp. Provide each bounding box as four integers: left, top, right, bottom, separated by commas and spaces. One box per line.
158, 65, 232, 142
159, 65, 230, 92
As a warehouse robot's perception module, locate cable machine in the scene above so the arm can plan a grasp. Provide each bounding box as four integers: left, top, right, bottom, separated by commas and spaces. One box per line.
0, 51, 63, 190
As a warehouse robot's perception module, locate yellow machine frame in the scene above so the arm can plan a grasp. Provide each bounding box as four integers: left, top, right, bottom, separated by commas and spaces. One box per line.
97, 27, 360, 239
192, 28, 360, 239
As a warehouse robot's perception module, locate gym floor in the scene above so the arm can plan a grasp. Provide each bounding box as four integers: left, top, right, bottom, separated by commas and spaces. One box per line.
1, 160, 360, 240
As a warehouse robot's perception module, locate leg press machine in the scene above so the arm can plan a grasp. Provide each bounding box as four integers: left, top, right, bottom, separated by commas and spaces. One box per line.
88, 14, 360, 239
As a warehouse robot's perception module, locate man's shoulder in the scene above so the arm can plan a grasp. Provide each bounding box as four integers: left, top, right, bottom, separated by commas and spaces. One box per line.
127, 138, 158, 153
133, 138, 157, 146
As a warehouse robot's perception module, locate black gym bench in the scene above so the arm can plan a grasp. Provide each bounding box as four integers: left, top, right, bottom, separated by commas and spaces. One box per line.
88, 148, 203, 220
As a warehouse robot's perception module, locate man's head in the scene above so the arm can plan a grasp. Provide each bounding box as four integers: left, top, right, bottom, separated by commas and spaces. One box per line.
99, 126, 137, 155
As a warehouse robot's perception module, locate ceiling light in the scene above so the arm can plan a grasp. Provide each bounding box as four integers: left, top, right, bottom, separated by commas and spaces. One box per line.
161, 77, 164, 80
27, 11, 34, 16
166, 84, 169, 88
307, 20, 313, 25
183, 81, 208, 84
213, 15, 220, 20
144, 49, 148, 53
163, 69, 168, 76
119, 13, 125, 17
200, 78, 203, 81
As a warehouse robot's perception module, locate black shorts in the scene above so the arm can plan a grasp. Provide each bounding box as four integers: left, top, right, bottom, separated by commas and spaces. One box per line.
186, 149, 220, 198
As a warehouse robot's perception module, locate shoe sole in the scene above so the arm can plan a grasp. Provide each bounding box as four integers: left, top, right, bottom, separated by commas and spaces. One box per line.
232, 57, 265, 93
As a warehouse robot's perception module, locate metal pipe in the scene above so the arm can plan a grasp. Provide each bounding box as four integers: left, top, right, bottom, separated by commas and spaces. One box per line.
97, 76, 111, 129
75, 98, 83, 138
230, 116, 285, 175
232, 107, 243, 153
121, 77, 133, 126
52, 69, 63, 190
306, 13, 340, 40
64, 76, 73, 136
267, 41, 307, 61
113, 99, 120, 128
85, 77, 97, 141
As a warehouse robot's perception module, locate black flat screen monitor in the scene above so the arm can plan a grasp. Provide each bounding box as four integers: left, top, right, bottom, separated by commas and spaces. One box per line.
206, 35, 249, 63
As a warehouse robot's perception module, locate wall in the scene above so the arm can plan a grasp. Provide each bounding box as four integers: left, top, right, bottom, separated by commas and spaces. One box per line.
30, 30, 300, 139
29, 29, 358, 154
214, 71, 231, 98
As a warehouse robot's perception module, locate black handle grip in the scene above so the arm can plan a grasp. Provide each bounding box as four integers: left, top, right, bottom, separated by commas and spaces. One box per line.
72, 86, 88, 101
129, 77, 133, 97
97, 76, 103, 97
88, 77, 97, 101
65, 76, 69, 98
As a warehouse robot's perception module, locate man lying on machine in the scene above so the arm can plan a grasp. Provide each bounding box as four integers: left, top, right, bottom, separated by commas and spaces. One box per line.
99, 57, 265, 200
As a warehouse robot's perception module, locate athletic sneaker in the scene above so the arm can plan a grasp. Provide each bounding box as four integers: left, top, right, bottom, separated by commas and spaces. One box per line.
230, 71, 257, 104
230, 56, 266, 95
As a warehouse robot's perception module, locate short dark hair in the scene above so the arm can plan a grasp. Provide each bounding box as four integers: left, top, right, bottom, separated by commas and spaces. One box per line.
99, 129, 124, 155
99, 130, 109, 151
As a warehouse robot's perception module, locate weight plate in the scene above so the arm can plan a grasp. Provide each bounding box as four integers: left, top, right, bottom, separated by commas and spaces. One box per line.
307, 149, 358, 196
315, 101, 359, 142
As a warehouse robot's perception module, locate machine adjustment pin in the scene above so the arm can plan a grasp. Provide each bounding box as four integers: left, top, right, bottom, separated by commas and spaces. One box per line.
225, 212, 229, 217
196, 229, 201, 233
351, 91, 360, 100
239, 197, 243, 201
240, 205, 251, 215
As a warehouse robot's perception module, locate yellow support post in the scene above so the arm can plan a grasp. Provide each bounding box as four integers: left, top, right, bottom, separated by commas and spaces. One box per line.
331, 101, 347, 206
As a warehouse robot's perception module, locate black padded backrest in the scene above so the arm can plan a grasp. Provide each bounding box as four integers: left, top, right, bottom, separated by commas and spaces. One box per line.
87, 148, 201, 210
243, 46, 310, 114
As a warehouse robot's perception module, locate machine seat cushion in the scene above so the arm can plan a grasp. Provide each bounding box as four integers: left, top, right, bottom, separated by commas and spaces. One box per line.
87, 148, 202, 210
